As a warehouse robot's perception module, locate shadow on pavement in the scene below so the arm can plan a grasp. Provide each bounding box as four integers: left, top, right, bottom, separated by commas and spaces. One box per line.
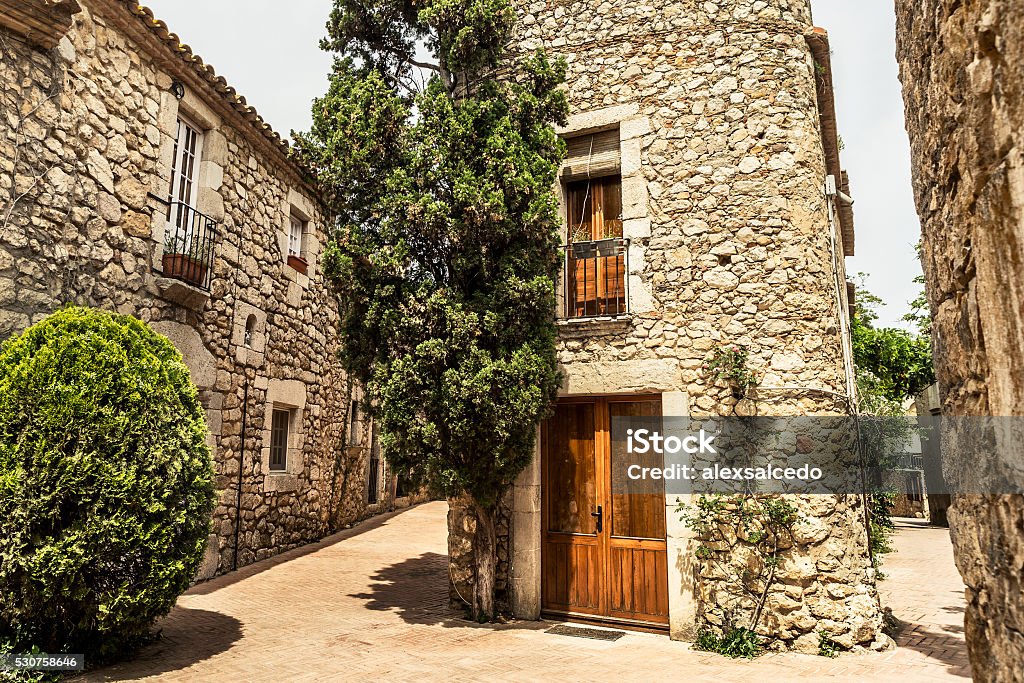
76, 608, 242, 682
893, 619, 972, 679
348, 551, 548, 633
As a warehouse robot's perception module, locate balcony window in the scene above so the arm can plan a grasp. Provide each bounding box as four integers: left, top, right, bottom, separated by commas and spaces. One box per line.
287, 214, 308, 274
565, 175, 627, 318
161, 116, 217, 290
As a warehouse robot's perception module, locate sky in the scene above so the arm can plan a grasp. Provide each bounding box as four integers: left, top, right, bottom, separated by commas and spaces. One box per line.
142, 0, 922, 329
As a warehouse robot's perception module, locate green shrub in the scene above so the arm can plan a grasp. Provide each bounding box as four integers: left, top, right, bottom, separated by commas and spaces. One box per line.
695, 627, 763, 659
0, 307, 215, 662
818, 631, 841, 658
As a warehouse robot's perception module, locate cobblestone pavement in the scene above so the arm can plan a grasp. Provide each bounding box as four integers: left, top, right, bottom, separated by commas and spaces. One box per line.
82, 504, 970, 682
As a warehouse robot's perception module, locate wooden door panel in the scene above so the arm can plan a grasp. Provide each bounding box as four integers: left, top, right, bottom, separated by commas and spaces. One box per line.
542, 401, 605, 616
542, 539, 603, 613
608, 545, 669, 624
544, 402, 597, 534
542, 396, 667, 629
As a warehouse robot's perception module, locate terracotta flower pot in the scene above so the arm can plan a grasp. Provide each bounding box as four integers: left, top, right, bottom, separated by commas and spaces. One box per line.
162, 253, 208, 287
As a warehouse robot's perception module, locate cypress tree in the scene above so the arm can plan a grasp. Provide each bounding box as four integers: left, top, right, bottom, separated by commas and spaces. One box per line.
295, 0, 567, 619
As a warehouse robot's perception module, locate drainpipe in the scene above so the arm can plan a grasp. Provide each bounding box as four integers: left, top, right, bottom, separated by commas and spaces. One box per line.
232, 378, 249, 571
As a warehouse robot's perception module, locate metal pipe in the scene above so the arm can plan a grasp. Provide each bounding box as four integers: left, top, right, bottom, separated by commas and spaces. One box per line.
232, 378, 249, 571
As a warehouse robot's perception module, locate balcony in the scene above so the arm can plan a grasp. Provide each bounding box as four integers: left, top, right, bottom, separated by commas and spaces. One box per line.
158, 199, 219, 291
562, 237, 630, 319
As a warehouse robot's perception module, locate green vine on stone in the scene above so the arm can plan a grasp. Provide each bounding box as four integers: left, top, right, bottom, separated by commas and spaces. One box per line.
678, 493, 804, 655
704, 344, 761, 399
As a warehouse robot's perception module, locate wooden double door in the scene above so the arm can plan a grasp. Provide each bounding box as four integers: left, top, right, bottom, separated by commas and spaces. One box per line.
541, 396, 669, 629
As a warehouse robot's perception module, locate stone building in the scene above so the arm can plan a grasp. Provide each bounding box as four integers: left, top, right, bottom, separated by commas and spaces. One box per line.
0, 0, 417, 579
450, 0, 888, 653
896, 1, 1024, 679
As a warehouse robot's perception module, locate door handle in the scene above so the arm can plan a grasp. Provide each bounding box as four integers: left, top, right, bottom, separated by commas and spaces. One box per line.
591, 505, 603, 533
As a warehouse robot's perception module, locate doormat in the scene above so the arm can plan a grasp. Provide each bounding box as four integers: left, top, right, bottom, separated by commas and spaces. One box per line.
545, 624, 625, 641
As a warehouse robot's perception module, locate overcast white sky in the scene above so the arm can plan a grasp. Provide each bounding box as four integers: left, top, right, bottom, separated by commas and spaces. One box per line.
143, 0, 922, 329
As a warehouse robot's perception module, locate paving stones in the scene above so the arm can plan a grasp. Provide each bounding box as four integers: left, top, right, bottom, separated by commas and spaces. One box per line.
81, 504, 969, 683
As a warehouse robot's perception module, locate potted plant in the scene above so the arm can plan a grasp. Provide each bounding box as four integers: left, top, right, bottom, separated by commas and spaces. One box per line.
162, 231, 209, 287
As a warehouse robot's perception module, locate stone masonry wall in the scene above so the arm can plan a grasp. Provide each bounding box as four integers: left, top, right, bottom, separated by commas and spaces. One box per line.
895, 1, 1024, 680
0, 0, 381, 578
504, 0, 885, 652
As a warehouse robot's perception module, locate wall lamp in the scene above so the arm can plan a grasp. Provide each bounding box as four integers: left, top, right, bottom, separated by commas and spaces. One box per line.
169, 79, 185, 100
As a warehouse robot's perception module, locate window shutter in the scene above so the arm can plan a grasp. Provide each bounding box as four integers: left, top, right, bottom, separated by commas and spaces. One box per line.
562, 129, 621, 180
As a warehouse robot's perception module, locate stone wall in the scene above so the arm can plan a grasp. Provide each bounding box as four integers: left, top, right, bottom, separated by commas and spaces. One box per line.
895, 1, 1024, 680
501, 0, 886, 651
0, 0, 389, 578
448, 491, 512, 614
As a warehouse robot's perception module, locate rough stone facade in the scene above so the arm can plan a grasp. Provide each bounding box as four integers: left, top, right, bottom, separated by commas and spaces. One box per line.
895, 2, 1024, 680
448, 491, 512, 613
451, 0, 890, 652
0, 0, 414, 579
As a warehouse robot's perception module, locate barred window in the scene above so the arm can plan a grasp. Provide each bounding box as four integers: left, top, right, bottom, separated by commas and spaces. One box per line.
270, 408, 290, 471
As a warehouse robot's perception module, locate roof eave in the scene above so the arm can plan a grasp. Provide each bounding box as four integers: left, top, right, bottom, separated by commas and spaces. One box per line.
806, 27, 855, 257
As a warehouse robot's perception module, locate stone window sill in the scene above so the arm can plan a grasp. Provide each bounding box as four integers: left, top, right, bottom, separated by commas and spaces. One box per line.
556, 315, 632, 338
264, 472, 300, 493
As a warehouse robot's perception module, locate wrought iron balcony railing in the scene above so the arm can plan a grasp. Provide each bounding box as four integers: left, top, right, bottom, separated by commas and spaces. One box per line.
152, 196, 219, 291
561, 237, 630, 319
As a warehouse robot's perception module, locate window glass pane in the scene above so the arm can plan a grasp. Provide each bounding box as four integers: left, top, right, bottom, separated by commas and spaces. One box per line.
546, 403, 597, 534
566, 180, 593, 244
270, 408, 290, 471
289, 216, 303, 256
566, 175, 625, 317
609, 400, 665, 540
598, 177, 623, 239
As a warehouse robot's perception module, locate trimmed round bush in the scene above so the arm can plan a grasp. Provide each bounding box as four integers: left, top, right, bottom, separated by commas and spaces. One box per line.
0, 307, 215, 659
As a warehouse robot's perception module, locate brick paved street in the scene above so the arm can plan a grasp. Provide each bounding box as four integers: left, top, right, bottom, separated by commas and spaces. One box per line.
83, 504, 970, 682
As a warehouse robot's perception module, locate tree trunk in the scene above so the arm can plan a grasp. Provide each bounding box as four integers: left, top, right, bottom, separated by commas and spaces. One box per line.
471, 500, 497, 622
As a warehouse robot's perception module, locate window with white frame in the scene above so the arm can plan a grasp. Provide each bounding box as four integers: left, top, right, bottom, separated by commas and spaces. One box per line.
168, 117, 203, 212
162, 115, 215, 290
269, 408, 290, 471
288, 215, 305, 258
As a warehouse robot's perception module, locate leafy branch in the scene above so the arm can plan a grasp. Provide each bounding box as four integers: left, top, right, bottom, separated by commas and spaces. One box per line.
704, 344, 761, 400
678, 493, 803, 654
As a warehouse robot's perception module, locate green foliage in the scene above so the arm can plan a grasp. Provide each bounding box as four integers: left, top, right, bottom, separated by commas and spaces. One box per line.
302, 0, 568, 618
679, 494, 802, 642
0, 308, 215, 662
818, 631, 841, 658
901, 274, 931, 337
869, 487, 897, 574
852, 319, 933, 402
695, 627, 763, 659
703, 344, 761, 398
851, 273, 934, 402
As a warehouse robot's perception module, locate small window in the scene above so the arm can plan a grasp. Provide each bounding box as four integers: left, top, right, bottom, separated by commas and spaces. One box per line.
270, 408, 290, 471
349, 400, 361, 446
288, 215, 305, 257
244, 314, 257, 347
367, 421, 380, 504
